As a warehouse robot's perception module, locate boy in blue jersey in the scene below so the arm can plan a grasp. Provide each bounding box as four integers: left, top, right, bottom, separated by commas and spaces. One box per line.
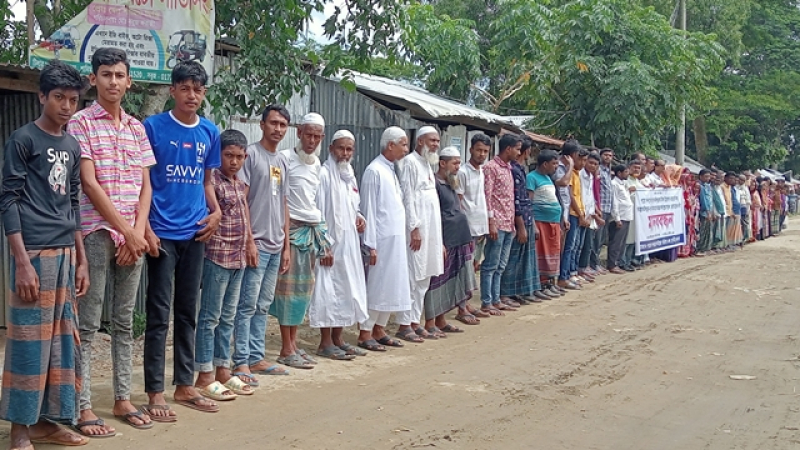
141, 61, 222, 420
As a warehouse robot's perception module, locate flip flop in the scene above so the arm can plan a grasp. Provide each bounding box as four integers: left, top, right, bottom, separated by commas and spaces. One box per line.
114, 410, 154, 430
358, 339, 387, 352
426, 326, 447, 338
414, 327, 438, 340
470, 308, 490, 318
233, 371, 261, 386
494, 302, 517, 311
138, 404, 177, 423
277, 353, 314, 369
250, 364, 290, 376
32, 427, 91, 446
174, 395, 219, 413
316, 345, 356, 360
339, 343, 368, 356
481, 306, 504, 316
440, 324, 464, 333
395, 328, 424, 343
296, 349, 319, 365
224, 376, 255, 395
199, 381, 237, 401
376, 336, 404, 347
70, 419, 116, 439
455, 314, 480, 325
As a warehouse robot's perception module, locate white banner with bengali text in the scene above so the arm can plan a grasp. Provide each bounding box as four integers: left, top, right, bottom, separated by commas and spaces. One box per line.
634, 187, 686, 255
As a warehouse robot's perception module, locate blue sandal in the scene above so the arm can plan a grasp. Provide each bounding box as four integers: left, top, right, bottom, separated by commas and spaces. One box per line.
233, 372, 260, 387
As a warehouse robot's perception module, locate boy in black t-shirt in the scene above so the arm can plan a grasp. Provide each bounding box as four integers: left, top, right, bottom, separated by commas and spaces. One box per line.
0, 60, 90, 449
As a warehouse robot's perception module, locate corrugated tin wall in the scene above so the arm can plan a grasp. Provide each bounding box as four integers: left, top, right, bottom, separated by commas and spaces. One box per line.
0, 93, 42, 327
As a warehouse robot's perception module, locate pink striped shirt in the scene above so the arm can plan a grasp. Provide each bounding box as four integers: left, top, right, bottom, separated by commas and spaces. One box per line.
68, 102, 157, 245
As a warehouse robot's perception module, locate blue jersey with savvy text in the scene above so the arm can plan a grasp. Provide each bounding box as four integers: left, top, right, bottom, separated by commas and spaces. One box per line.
144, 111, 221, 240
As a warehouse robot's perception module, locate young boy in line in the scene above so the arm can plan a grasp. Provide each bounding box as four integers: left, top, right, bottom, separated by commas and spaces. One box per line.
68, 47, 155, 437
141, 61, 222, 419
194, 129, 257, 400
0, 60, 91, 450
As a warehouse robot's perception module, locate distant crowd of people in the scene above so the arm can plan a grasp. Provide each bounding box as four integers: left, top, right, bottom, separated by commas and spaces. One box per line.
0, 48, 792, 450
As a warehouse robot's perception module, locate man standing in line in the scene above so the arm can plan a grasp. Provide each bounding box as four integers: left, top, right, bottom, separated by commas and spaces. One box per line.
695, 169, 717, 256
559, 146, 588, 289
395, 126, 444, 342
455, 134, 492, 325
526, 150, 563, 297
481, 134, 522, 315
357, 127, 413, 351
232, 105, 292, 384
737, 174, 752, 243
593, 148, 615, 274
309, 130, 369, 360
69, 48, 154, 435
141, 61, 222, 418
0, 60, 90, 450
577, 152, 603, 281
552, 141, 577, 291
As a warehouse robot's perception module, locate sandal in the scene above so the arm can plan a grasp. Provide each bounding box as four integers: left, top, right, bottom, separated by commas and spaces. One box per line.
224, 376, 255, 395
233, 371, 261, 387
174, 395, 219, 413
250, 364, 290, 376
470, 308, 490, 318
440, 324, 464, 333
481, 306, 504, 316
395, 328, 424, 343
376, 336, 404, 347
495, 302, 517, 311
277, 353, 314, 369
138, 404, 177, 423
455, 314, 480, 325
70, 419, 116, 438
316, 345, 356, 360
33, 427, 91, 446
114, 410, 154, 430
415, 327, 438, 340
339, 343, 368, 356
358, 339, 387, 352
296, 349, 318, 365
426, 326, 447, 339
199, 381, 237, 401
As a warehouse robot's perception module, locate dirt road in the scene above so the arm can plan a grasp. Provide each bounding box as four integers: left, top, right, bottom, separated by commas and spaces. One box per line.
3, 222, 800, 450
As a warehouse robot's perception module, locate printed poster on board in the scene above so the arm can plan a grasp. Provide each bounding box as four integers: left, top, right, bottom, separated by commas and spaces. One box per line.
29, 0, 215, 84
634, 187, 686, 255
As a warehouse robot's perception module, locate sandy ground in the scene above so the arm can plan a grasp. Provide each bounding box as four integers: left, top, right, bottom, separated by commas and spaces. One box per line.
2, 219, 800, 450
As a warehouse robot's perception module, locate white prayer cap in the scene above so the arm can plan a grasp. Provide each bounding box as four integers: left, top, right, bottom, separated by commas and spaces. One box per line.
300, 113, 325, 127
439, 146, 460, 158
417, 126, 438, 138
331, 129, 355, 142
380, 126, 407, 150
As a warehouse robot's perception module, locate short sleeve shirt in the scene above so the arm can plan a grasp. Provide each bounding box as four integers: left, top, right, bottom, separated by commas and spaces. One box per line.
526, 170, 562, 224
240, 142, 288, 253
552, 161, 571, 220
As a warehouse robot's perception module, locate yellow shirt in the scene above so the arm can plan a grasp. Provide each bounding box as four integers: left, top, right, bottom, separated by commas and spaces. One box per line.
569, 169, 585, 217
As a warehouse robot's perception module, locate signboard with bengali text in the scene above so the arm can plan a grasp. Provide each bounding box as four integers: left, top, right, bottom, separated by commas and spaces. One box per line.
634, 187, 686, 255
29, 0, 215, 84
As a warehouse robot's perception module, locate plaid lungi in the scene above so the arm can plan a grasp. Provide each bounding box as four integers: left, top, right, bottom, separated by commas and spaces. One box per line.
501, 222, 542, 295
534, 221, 561, 279
424, 243, 475, 319
697, 218, 713, 252
271, 221, 331, 326
0, 247, 81, 426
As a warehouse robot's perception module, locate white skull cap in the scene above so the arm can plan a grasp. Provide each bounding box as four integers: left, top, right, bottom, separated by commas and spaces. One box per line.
417, 126, 438, 138
300, 113, 325, 127
331, 129, 355, 142
439, 146, 460, 158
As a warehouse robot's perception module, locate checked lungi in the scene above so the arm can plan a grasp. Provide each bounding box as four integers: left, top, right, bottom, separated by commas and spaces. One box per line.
0, 248, 82, 426
534, 221, 561, 279
271, 221, 332, 326
501, 222, 542, 295
424, 242, 475, 319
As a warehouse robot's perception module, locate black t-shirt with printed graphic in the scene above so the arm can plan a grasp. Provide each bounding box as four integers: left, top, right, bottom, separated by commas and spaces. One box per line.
0, 122, 81, 249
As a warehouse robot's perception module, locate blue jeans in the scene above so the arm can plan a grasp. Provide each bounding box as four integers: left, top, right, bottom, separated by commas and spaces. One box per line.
232, 250, 280, 368
480, 230, 514, 307
560, 215, 581, 280
572, 226, 588, 274
195, 259, 244, 373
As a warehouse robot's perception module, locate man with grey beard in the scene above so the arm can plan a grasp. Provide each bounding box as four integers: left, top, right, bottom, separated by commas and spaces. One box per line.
395, 126, 444, 341
422, 146, 477, 336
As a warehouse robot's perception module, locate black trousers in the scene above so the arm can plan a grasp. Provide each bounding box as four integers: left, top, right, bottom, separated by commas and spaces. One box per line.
606, 220, 630, 269
144, 238, 205, 392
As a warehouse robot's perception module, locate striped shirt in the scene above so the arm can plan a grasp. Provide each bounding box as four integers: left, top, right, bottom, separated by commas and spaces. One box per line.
68, 102, 156, 245
205, 169, 249, 269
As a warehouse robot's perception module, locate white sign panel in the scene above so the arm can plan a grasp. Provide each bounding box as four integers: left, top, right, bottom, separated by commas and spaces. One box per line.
634, 187, 686, 255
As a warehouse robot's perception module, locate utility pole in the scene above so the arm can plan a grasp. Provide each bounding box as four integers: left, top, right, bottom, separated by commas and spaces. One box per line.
675, 0, 687, 165
26, 0, 35, 46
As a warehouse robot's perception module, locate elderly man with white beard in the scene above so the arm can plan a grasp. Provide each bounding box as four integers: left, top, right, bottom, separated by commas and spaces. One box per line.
422, 146, 476, 336
270, 113, 332, 369
395, 126, 445, 342
309, 130, 370, 360
357, 127, 412, 352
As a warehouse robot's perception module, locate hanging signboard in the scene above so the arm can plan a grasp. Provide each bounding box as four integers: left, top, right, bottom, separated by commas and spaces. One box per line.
634, 187, 686, 255
29, 0, 215, 84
